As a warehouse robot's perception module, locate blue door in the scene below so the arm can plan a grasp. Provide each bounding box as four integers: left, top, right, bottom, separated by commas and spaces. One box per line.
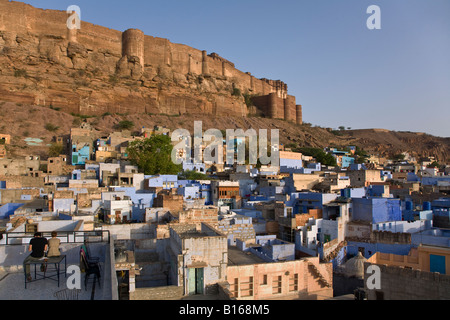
430, 255, 446, 274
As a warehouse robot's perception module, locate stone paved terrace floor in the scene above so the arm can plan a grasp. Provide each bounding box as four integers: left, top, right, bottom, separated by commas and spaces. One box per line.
0, 241, 113, 300
0, 266, 105, 300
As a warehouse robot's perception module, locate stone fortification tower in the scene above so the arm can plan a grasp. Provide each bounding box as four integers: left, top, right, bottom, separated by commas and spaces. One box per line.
296, 105, 303, 125
122, 28, 145, 68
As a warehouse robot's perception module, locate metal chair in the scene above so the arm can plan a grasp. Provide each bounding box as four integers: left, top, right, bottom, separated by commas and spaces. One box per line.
82, 242, 100, 264
80, 249, 101, 290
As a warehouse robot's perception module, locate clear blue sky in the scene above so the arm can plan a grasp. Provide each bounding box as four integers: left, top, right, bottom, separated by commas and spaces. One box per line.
23, 0, 450, 137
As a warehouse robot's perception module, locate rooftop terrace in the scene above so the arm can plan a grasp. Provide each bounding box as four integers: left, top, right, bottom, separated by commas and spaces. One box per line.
227, 246, 265, 266
0, 231, 117, 300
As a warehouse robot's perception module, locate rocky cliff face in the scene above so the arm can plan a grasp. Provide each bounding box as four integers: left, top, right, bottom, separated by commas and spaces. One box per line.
0, 0, 289, 119
0, 29, 245, 117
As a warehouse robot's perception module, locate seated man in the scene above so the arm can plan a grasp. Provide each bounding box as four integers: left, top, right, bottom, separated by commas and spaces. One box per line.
47, 231, 61, 257
23, 232, 48, 281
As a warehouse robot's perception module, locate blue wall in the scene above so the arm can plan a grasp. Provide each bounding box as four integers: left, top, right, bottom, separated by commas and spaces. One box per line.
324, 242, 413, 269
295, 193, 338, 214
341, 188, 366, 199
367, 185, 387, 197
178, 185, 201, 200
113, 187, 156, 222
346, 241, 412, 258
432, 198, 450, 210
72, 145, 90, 165
341, 156, 355, 168
0, 203, 25, 219
352, 198, 402, 223
147, 175, 178, 189
422, 177, 450, 186
280, 158, 303, 174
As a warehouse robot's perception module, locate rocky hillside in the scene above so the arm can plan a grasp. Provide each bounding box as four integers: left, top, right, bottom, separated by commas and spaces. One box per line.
1, 101, 448, 163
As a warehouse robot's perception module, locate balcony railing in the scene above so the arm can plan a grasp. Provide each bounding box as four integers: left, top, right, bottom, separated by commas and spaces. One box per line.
2, 230, 110, 246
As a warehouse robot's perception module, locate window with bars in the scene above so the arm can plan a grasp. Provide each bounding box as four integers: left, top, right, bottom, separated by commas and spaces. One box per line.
240, 277, 254, 297
261, 274, 268, 285
230, 278, 239, 298
272, 275, 282, 294
289, 274, 298, 292
286, 207, 293, 218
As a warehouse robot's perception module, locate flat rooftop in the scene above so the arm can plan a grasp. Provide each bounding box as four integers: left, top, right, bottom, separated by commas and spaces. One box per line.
0, 240, 114, 300
0, 271, 105, 300
227, 246, 265, 266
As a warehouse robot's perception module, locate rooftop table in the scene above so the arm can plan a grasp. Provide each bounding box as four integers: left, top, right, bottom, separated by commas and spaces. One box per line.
24, 255, 67, 289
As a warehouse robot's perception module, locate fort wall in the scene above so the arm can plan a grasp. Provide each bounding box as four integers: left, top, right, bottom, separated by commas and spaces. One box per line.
0, 0, 303, 122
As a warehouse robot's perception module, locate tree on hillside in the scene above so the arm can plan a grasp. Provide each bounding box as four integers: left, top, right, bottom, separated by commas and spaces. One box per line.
427, 161, 440, 168
391, 154, 405, 161
179, 170, 211, 181
117, 120, 134, 131
299, 147, 337, 166
48, 143, 64, 158
127, 135, 182, 175
355, 146, 369, 164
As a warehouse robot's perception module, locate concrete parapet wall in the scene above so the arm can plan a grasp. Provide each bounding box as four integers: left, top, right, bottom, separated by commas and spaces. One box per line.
130, 285, 184, 300
364, 262, 450, 300
370, 231, 411, 244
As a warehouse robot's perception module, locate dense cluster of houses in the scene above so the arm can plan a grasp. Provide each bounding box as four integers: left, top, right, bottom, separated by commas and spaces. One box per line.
0, 125, 449, 300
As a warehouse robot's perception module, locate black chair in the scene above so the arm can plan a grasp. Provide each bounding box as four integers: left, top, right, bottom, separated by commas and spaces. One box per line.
80, 249, 101, 291
82, 242, 100, 264
81, 243, 102, 274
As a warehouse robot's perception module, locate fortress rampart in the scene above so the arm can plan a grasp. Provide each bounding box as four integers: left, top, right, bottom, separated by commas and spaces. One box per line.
0, 0, 303, 123
122, 29, 145, 68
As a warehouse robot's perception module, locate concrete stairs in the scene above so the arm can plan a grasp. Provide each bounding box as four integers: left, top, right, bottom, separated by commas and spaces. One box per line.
307, 262, 331, 288
323, 241, 347, 263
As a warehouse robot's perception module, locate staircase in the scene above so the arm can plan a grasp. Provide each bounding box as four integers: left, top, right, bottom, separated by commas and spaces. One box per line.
323, 241, 347, 263
307, 262, 331, 288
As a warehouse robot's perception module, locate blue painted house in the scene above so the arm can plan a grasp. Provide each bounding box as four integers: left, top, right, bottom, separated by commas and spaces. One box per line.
295, 192, 339, 214
71, 144, 90, 166
352, 198, 402, 224
280, 154, 303, 174
145, 175, 179, 190
111, 187, 156, 222
341, 156, 355, 169
0, 203, 25, 219
341, 187, 366, 199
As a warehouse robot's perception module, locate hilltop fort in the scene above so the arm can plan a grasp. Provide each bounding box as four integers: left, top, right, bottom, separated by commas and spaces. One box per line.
0, 0, 302, 124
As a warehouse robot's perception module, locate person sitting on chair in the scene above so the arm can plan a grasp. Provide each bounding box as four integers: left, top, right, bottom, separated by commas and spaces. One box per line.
23, 232, 48, 282
47, 231, 61, 258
